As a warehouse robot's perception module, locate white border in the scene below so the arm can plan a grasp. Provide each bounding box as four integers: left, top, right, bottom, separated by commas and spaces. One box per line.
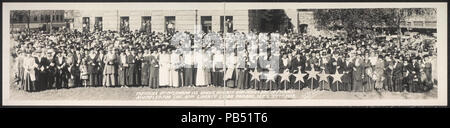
2, 2, 447, 106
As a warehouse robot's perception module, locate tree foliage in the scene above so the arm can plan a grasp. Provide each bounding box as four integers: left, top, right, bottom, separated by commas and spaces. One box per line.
312, 8, 437, 39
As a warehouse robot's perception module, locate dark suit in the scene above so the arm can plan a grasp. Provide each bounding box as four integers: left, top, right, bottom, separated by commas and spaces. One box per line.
35, 57, 50, 91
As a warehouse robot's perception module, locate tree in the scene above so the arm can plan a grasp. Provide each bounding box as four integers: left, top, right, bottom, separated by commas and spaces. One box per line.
312, 8, 436, 42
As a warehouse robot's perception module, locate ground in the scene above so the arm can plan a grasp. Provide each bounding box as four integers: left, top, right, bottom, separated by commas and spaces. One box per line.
9, 85, 438, 100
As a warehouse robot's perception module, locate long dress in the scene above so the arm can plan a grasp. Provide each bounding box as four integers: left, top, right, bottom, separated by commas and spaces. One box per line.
23, 56, 37, 92
15, 55, 24, 90
149, 54, 159, 88
423, 61, 433, 90
141, 54, 151, 86
183, 52, 194, 86
195, 52, 208, 86
383, 62, 394, 91
364, 60, 374, 92
126, 54, 137, 86
352, 58, 364, 92
169, 52, 180, 87
224, 54, 236, 88
66, 55, 76, 88
342, 60, 353, 91
159, 53, 170, 86
212, 53, 224, 87
237, 55, 249, 89
118, 53, 127, 86
392, 62, 404, 92
374, 60, 385, 90
87, 53, 98, 87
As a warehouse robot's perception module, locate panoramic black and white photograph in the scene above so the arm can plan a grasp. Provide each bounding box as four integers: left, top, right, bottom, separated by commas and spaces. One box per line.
2, 3, 447, 106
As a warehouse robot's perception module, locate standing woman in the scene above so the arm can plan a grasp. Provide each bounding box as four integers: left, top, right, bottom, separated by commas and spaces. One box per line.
97, 50, 105, 87
423, 55, 433, 91
15, 50, 25, 90
80, 59, 89, 87
35, 50, 49, 91
224, 51, 237, 88
23, 50, 38, 92
169, 49, 180, 88
392, 57, 404, 92
183, 49, 194, 87
383, 56, 394, 92
212, 48, 224, 87
237, 50, 249, 89
118, 50, 128, 88
87, 49, 98, 87
149, 49, 160, 89
103, 48, 117, 87
352, 53, 364, 92
141, 49, 151, 87
159, 48, 171, 86
66, 52, 77, 88
258, 53, 269, 90
47, 50, 57, 89
363, 53, 374, 92
374, 55, 385, 92
126, 49, 137, 86
194, 48, 208, 87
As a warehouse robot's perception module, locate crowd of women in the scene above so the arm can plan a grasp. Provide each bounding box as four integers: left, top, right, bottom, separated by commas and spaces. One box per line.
11, 29, 437, 93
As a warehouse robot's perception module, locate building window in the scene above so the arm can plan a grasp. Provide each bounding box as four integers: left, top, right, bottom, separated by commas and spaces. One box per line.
120, 16, 130, 32
41, 15, 44, 21
141, 16, 152, 33
95, 17, 103, 32
201, 16, 212, 33
165, 16, 176, 35
220, 16, 233, 33
82, 17, 90, 32
34, 16, 38, 22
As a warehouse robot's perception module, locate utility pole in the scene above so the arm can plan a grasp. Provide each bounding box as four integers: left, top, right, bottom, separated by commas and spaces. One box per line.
50, 10, 54, 34
27, 10, 30, 30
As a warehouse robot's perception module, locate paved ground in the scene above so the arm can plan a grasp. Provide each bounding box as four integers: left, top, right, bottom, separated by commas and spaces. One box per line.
8, 85, 437, 100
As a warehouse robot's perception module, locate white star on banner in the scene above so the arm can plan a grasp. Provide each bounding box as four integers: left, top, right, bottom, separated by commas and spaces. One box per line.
249, 69, 261, 81
331, 69, 344, 84
265, 71, 278, 83
305, 68, 319, 81
293, 67, 307, 83
279, 70, 291, 82
317, 69, 330, 82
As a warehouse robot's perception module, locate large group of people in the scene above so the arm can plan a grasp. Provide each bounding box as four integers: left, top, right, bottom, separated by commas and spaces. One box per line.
11, 28, 437, 93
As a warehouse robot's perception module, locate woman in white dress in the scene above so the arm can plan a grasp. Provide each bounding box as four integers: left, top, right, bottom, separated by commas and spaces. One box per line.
224, 52, 237, 88
169, 49, 180, 88
158, 48, 171, 86
195, 48, 211, 86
